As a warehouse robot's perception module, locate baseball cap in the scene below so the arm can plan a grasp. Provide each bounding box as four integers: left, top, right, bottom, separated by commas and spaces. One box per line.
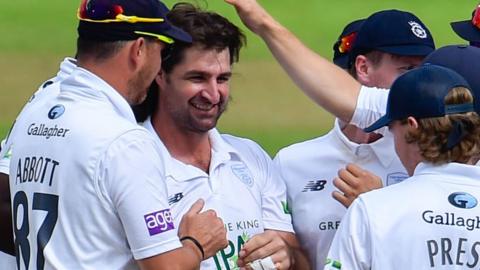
351, 9, 435, 64
450, 5, 480, 44
422, 45, 480, 112
77, 0, 192, 43
332, 19, 365, 69
364, 65, 473, 133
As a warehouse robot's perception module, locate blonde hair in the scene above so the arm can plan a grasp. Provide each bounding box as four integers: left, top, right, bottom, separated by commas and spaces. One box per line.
404, 87, 480, 164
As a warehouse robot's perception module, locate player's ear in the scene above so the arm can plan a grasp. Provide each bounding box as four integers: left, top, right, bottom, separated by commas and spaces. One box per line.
354, 55, 371, 85
407, 116, 419, 130
129, 37, 148, 71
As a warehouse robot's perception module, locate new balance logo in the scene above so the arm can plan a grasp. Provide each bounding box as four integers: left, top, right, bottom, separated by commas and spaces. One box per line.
302, 180, 327, 192
168, 192, 184, 205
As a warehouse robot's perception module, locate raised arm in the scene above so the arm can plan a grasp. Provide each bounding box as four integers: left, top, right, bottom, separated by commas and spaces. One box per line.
225, 0, 361, 122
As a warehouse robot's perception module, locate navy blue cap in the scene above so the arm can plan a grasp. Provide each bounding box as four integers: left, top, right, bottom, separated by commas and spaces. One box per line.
351, 9, 435, 65
77, 0, 192, 43
450, 6, 480, 44
364, 65, 473, 133
333, 19, 365, 69
422, 45, 480, 113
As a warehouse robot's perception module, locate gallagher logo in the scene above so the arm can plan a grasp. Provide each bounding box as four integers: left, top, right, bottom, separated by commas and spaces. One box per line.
48, 105, 65, 120
448, 192, 478, 209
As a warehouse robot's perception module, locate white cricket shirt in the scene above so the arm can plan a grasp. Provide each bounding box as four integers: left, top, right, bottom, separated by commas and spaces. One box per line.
143, 118, 294, 270
9, 67, 181, 270
0, 57, 77, 175
325, 162, 480, 270
274, 119, 407, 269
350, 86, 389, 134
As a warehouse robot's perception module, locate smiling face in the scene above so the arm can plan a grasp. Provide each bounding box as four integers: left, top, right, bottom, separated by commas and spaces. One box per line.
155, 45, 232, 133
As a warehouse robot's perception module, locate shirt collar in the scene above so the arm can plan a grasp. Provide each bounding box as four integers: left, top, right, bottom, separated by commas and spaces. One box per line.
60, 66, 137, 124
142, 118, 241, 181
56, 57, 77, 81
414, 162, 480, 180
333, 119, 397, 167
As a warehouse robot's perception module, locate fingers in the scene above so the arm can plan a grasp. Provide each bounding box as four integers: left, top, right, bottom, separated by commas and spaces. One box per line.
186, 199, 205, 215
238, 231, 286, 265
332, 190, 353, 208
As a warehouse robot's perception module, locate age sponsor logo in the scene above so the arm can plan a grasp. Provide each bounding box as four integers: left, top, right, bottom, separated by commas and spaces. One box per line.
144, 209, 175, 236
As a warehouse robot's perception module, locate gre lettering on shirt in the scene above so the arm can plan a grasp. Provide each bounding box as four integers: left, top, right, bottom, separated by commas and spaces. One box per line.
144, 209, 175, 236
274, 119, 407, 270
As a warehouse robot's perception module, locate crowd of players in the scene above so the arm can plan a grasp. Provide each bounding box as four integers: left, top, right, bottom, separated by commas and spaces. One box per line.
1, 0, 480, 269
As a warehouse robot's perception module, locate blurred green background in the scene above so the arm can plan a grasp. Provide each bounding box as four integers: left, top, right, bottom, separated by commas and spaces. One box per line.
0, 0, 473, 155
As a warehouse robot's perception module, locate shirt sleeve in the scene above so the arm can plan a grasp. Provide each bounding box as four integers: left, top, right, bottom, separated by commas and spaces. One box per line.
351, 86, 390, 134
96, 130, 182, 260
0, 139, 10, 174
255, 145, 294, 233
324, 198, 371, 270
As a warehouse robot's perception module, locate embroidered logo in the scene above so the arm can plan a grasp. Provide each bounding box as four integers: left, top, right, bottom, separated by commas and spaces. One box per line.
409, 21, 427, 39
231, 163, 254, 187
448, 192, 478, 209
302, 180, 327, 192
168, 192, 184, 205
48, 105, 65, 120
386, 172, 408, 186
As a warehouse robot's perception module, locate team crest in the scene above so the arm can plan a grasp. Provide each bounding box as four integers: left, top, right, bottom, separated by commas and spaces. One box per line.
231, 163, 254, 187
408, 21, 427, 39
386, 172, 408, 186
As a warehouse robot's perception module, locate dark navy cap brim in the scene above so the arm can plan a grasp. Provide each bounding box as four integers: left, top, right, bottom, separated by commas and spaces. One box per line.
451, 20, 480, 42
377, 44, 434, 56
364, 115, 391, 133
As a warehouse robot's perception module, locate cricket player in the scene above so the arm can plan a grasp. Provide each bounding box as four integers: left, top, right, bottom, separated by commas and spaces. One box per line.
451, 3, 480, 46
133, 3, 309, 269
274, 10, 434, 269
326, 65, 480, 269
7, 0, 229, 269
0, 57, 77, 269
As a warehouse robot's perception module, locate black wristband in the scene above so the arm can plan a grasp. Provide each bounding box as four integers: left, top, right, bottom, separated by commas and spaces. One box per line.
180, 236, 205, 260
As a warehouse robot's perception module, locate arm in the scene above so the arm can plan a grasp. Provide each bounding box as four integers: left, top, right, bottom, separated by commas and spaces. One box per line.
0, 172, 14, 255
138, 200, 228, 270
238, 230, 310, 270
225, 0, 361, 122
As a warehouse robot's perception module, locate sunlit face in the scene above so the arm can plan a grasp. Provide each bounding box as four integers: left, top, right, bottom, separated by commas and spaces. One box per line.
156, 46, 231, 133
128, 40, 164, 105
388, 119, 421, 176
366, 54, 423, 89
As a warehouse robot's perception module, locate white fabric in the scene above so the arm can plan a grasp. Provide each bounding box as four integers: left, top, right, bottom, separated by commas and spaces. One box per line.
274, 120, 407, 269
0, 57, 77, 175
143, 118, 293, 270
0, 252, 15, 270
350, 86, 389, 135
8, 67, 181, 270
325, 162, 480, 270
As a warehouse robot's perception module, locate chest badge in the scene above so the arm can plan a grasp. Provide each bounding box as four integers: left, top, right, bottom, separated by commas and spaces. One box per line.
231, 163, 254, 187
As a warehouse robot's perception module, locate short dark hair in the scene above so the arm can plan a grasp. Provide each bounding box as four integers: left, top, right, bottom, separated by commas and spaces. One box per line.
76, 38, 128, 61
132, 3, 246, 122
161, 2, 246, 73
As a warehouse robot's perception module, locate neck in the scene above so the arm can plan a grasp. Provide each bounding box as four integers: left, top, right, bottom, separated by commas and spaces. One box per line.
151, 114, 212, 173
77, 57, 131, 103
341, 123, 382, 144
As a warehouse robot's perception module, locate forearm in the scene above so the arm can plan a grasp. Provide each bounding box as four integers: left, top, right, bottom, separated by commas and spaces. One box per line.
254, 8, 361, 122
137, 244, 202, 270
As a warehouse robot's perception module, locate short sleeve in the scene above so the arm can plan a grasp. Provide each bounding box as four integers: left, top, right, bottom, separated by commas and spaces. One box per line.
0, 139, 10, 174
96, 130, 182, 260
351, 86, 389, 134
324, 198, 371, 270
256, 147, 294, 233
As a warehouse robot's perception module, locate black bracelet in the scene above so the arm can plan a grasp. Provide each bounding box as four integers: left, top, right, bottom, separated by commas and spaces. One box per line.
180, 236, 205, 260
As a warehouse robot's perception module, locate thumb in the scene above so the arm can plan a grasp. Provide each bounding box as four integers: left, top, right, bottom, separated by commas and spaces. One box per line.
187, 199, 205, 214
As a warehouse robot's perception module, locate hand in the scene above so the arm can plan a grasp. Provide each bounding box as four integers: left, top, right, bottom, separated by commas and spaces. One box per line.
332, 163, 383, 208
178, 199, 228, 259
224, 0, 276, 35
237, 230, 293, 270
